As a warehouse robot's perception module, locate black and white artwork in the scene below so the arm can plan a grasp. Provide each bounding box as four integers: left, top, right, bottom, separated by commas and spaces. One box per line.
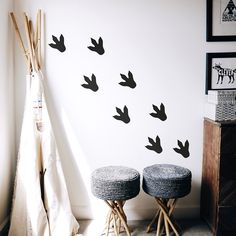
88, 37, 105, 55
113, 106, 130, 124
206, 52, 236, 93
49, 34, 66, 52
221, 0, 236, 22
212, 61, 236, 85
81, 74, 99, 92
207, 0, 236, 41
173, 140, 190, 158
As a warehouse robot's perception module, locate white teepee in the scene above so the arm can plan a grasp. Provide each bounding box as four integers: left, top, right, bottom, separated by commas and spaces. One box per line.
9, 11, 80, 236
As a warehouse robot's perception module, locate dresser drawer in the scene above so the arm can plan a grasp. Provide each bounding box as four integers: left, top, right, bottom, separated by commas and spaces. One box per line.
220, 154, 236, 179
219, 155, 236, 206
217, 206, 236, 235
221, 127, 236, 154
219, 177, 236, 206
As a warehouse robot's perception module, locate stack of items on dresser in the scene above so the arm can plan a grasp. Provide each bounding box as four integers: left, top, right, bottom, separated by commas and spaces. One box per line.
205, 90, 236, 121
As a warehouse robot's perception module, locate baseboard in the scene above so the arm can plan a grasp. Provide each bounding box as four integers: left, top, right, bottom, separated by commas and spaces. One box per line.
0, 217, 9, 235
125, 205, 199, 220
73, 205, 200, 220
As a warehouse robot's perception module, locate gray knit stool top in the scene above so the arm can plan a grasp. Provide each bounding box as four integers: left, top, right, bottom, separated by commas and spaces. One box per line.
91, 166, 140, 201
143, 164, 191, 199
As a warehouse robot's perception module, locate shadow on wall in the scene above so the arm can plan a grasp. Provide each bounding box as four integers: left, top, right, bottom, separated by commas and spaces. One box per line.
41, 17, 106, 219
41, 78, 96, 219
174, 179, 201, 219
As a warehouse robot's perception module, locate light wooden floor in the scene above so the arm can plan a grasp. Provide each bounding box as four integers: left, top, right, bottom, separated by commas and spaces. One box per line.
0, 219, 212, 236
77, 219, 212, 236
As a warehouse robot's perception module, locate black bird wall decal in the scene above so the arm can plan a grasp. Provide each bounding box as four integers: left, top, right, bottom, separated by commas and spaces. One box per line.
119, 71, 136, 89
145, 135, 163, 154
81, 74, 99, 92
88, 37, 105, 55
150, 103, 167, 121
113, 106, 130, 124
49, 34, 66, 52
173, 140, 190, 158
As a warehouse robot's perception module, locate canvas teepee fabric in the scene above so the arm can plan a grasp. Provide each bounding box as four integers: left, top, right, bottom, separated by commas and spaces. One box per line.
9, 11, 80, 236
8, 74, 50, 236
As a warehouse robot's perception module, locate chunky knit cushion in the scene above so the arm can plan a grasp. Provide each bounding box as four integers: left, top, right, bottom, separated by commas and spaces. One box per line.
91, 166, 140, 200
143, 164, 191, 198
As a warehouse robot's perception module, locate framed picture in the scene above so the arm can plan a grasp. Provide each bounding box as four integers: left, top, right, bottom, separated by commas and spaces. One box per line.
206, 52, 236, 94
207, 0, 236, 41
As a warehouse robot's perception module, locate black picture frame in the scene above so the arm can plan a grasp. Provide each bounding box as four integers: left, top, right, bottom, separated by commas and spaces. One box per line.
206, 52, 236, 94
207, 0, 236, 41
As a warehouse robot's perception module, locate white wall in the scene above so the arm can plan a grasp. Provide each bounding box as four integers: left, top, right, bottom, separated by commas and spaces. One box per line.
0, 0, 15, 230
14, 0, 236, 220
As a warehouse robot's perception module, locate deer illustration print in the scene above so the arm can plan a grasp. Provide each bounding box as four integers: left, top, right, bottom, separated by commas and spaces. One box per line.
212, 63, 236, 84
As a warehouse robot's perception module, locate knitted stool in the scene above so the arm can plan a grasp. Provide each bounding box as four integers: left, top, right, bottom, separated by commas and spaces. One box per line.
143, 164, 191, 236
91, 166, 140, 236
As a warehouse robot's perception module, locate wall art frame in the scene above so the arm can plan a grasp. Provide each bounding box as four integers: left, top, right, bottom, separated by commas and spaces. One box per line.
206, 52, 236, 94
207, 0, 236, 41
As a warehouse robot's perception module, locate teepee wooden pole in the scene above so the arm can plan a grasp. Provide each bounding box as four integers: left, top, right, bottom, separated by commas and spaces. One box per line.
23, 13, 35, 71
10, 11, 42, 73
29, 20, 39, 71
37, 10, 42, 69
9, 12, 28, 62
34, 15, 38, 47
29, 20, 35, 48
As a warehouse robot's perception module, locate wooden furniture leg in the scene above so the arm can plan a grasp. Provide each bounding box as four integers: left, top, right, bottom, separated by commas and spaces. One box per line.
156, 198, 179, 236
156, 210, 163, 236
146, 209, 160, 233
147, 198, 180, 236
160, 199, 178, 235
103, 200, 131, 236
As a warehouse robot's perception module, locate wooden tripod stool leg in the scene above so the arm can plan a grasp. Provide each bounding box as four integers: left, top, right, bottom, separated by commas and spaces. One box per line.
146, 198, 180, 236
146, 209, 160, 233
156, 210, 163, 236
103, 200, 131, 236
159, 199, 178, 235
104, 210, 112, 236
155, 198, 180, 236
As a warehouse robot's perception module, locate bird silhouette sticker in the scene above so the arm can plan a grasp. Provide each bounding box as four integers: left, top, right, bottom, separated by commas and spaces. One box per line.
81, 74, 99, 92
119, 71, 136, 89
150, 103, 167, 121
113, 106, 130, 123
173, 140, 190, 158
88, 37, 105, 55
49, 34, 66, 52
145, 135, 163, 154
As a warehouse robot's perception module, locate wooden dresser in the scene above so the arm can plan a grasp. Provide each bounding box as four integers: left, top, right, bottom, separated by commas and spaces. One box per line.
201, 118, 236, 236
